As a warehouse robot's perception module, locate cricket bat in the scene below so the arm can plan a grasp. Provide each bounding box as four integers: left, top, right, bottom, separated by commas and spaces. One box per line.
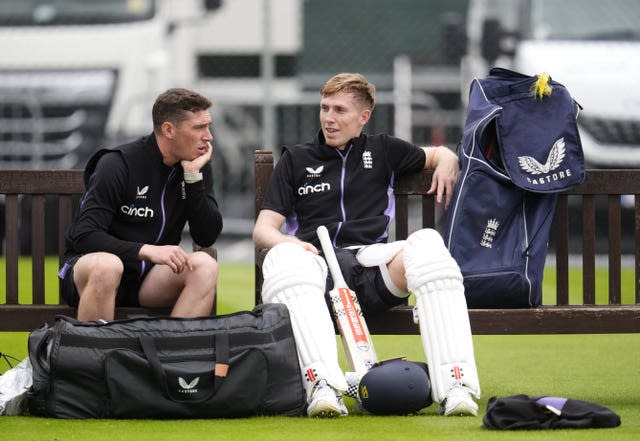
316, 225, 378, 379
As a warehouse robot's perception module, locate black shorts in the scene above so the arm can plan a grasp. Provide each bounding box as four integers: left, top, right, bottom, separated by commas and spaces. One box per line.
58, 255, 152, 307
325, 248, 406, 317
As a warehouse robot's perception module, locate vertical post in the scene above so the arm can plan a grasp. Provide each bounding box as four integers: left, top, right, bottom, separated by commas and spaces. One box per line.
261, 0, 276, 151
393, 55, 412, 142
254, 150, 274, 306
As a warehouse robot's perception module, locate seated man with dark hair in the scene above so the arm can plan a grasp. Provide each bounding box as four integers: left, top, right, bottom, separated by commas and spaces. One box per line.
59, 88, 223, 322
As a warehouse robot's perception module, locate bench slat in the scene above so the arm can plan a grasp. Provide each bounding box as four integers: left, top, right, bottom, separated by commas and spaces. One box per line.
395, 194, 409, 240
608, 195, 622, 304
0, 305, 173, 332
636, 196, 640, 303
421, 194, 435, 230
365, 305, 640, 334
0, 170, 84, 194
555, 195, 569, 305
58, 195, 73, 268
582, 195, 596, 304
32, 195, 46, 305
5, 195, 19, 304
570, 169, 640, 194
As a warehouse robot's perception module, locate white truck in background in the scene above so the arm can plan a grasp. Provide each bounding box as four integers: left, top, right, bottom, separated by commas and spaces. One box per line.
0, 0, 220, 169
461, 0, 640, 168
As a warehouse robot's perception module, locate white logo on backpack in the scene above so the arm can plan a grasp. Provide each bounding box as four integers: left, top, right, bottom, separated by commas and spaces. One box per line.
518, 138, 565, 175
518, 138, 574, 186
480, 218, 499, 248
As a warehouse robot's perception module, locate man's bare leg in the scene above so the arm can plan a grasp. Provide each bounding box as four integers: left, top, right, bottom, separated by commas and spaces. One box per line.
138, 251, 218, 317
73, 252, 124, 321
387, 251, 408, 292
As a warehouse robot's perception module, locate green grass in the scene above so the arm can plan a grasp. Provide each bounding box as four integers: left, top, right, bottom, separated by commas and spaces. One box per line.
542, 266, 637, 305
1, 261, 639, 440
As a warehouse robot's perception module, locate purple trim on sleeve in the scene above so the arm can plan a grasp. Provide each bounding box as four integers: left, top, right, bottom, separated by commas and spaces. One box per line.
286, 212, 299, 236
376, 171, 396, 242
58, 262, 71, 279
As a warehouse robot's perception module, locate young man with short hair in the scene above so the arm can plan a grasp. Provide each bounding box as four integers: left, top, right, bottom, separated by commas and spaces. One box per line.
254, 73, 480, 417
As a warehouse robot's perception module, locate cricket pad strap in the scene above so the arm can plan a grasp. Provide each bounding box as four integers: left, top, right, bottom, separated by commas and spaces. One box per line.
262, 243, 348, 396
356, 241, 409, 298
404, 229, 481, 403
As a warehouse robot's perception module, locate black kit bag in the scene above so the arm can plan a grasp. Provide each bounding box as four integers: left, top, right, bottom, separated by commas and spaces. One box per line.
27, 303, 306, 419
483, 395, 621, 430
444, 68, 585, 308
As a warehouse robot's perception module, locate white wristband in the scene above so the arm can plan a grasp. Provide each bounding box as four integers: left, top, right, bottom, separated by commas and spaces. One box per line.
183, 171, 203, 183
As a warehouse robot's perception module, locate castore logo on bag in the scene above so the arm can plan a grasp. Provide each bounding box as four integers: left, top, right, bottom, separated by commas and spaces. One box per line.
178, 376, 200, 394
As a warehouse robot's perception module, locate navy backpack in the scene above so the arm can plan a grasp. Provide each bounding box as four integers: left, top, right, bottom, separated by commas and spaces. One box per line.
444, 68, 585, 308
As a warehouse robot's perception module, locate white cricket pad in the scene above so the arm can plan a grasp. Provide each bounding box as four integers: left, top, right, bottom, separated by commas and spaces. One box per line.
404, 229, 480, 403
355, 241, 406, 267
262, 243, 347, 396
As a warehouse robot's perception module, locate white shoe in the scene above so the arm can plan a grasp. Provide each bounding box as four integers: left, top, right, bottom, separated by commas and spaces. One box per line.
441, 384, 478, 416
307, 380, 345, 418
336, 394, 349, 416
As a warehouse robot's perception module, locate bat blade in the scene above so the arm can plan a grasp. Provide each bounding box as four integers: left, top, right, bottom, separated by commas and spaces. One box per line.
317, 226, 377, 376
330, 286, 377, 375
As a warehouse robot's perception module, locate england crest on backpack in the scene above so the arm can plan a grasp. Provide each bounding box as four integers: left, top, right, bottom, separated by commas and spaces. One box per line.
444, 68, 585, 308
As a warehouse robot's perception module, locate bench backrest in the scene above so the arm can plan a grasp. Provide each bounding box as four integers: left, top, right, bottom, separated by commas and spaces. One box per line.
1, 169, 84, 306
253, 149, 640, 307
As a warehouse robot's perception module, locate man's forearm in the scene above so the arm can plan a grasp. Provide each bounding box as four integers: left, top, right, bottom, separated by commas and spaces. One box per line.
253, 225, 294, 250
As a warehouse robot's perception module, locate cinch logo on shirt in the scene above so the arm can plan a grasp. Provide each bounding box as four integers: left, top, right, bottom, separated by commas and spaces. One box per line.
121, 204, 154, 218
298, 182, 331, 195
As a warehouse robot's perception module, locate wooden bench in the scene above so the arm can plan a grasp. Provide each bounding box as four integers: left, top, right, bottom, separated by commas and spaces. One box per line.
0, 170, 216, 332
253, 149, 640, 334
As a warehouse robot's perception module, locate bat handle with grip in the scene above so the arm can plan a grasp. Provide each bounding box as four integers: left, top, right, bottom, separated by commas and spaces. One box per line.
316, 225, 347, 287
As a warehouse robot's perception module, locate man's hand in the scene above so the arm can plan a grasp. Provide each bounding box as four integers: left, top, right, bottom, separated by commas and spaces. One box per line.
181, 141, 213, 174
139, 244, 193, 273
426, 146, 459, 209
297, 240, 319, 254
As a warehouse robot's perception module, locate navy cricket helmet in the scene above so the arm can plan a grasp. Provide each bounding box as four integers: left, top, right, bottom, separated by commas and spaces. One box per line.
358, 358, 433, 415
